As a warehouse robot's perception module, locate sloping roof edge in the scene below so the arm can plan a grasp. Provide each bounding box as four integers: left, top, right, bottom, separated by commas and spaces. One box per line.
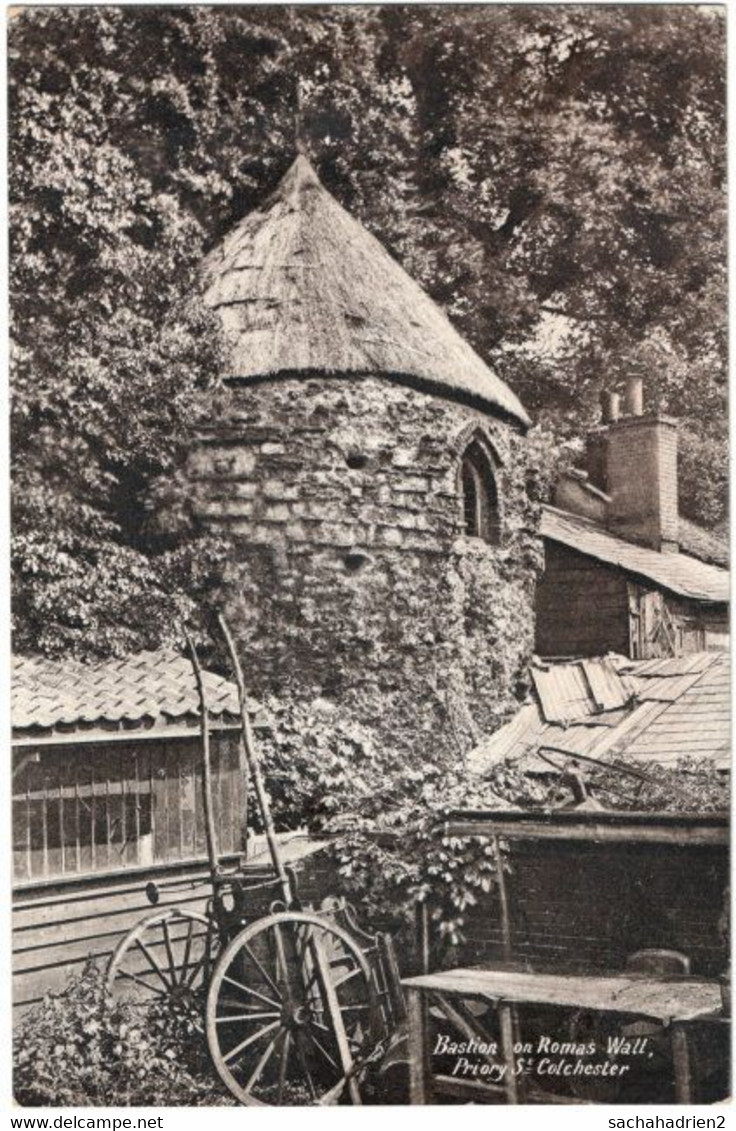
542, 506, 729, 603
11, 650, 246, 738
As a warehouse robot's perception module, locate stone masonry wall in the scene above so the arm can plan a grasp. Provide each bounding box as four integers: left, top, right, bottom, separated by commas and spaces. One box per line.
189, 375, 541, 765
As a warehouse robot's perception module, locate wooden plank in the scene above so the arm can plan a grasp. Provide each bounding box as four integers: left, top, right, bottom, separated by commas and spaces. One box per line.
403, 969, 722, 1022
14, 893, 212, 960
13, 850, 242, 907
107, 750, 126, 869
11, 859, 222, 1010
218, 734, 234, 856
406, 986, 431, 1104
193, 750, 205, 857
89, 762, 103, 871
13, 868, 210, 922
235, 731, 250, 855
44, 760, 64, 878
77, 758, 93, 875
63, 753, 80, 875
209, 733, 223, 857
119, 746, 129, 868
24, 771, 32, 879
671, 1025, 693, 1104
165, 742, 183, 862
12, 723, 240, 749
13, 911, 214, 1011
222, 733, 239, 856
499, 1004, 518, 1104
444, 818, 729, 847
180, 743, 196, 860
151, 743, 168, 862
12, 778, 30, 882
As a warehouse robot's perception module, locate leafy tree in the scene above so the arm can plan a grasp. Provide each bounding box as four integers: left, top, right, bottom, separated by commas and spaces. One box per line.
10, 8, 231, 656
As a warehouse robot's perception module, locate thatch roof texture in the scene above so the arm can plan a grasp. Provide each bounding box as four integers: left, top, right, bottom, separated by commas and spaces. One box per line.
202, 156, 529, 426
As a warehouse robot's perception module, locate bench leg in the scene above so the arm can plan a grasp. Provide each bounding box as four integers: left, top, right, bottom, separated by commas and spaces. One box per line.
671, 1024, 693, 1104
499, 1003, 519, 1104
407, 986, 432, 1104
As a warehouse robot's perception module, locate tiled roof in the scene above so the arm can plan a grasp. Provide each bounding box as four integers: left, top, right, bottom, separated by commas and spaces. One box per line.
12, 650, 241, 736
542, 506, 729, 603
470, 651, 730, 774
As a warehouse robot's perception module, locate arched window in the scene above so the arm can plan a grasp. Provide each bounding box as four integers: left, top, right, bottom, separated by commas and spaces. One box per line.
460, 438, 501, 545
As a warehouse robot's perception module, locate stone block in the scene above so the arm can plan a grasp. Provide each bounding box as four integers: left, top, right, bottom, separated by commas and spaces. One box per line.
285, 521, 309, 540
376, 527, 403, 547
263, 479, 299, 501
393, 476, 430, 494
206, 448, 257, 478
196, 499, 253, 519
230, 482, 258, 500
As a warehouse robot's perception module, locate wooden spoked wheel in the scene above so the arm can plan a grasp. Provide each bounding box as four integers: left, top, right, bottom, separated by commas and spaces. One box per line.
206, 911, 379, 1106
106, 908, 217, 1007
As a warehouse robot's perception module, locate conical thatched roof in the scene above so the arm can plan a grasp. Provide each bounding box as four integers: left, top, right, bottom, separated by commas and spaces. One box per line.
202, 156, 529, 426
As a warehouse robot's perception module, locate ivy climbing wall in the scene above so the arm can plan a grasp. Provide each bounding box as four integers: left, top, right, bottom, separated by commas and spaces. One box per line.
189, 375, 542, 766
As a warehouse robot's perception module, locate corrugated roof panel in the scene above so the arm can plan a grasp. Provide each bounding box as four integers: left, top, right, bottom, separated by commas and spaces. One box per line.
581, 657, 634, 712
470, 652, 728, 778
533, 664, 594, 724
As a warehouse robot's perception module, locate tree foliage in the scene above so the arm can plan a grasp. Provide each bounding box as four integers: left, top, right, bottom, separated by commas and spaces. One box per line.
10, 6, 726, 657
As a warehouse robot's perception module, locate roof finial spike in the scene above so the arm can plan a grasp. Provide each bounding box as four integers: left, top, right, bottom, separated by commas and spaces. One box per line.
295, 78, 307, 158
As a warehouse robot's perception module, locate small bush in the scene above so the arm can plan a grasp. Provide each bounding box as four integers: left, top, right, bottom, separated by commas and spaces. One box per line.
14, 963, 235, 1107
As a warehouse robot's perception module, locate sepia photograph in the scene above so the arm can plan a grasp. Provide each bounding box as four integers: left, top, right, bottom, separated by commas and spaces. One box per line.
9, 3, 729, 1108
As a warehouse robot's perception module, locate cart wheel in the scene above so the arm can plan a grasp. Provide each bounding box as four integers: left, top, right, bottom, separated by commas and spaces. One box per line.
206, 911, 379, 1106
107, 908, 217, 1007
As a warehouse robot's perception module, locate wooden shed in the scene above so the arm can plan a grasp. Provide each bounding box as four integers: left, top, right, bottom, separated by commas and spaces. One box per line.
11, 650, 248, 1009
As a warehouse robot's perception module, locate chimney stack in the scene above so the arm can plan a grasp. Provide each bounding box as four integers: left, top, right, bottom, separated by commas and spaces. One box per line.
604, 381, 679, 553
600, 390, 621, 425
624, 375, 643, 417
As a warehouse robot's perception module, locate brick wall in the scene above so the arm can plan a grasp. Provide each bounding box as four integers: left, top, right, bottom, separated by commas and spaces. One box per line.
188, 375, 541, 763
454, 839, 728, 977
606, 415, 679, 550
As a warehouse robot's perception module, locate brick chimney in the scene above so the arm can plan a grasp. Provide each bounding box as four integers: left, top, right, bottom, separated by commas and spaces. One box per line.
603, 377, 679, 553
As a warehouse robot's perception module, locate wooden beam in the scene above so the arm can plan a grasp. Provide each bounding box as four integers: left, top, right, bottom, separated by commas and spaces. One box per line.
12, 723, 241, 748
444, 818, 728, 847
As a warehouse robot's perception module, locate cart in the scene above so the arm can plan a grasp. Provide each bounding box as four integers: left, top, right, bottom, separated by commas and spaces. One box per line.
106, 614, 402, 1105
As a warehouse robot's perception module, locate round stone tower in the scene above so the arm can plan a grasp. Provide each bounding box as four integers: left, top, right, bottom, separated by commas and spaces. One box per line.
190, 156, 540, 763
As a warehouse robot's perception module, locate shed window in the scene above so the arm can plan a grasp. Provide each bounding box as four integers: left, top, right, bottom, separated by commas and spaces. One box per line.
460, 439, 501, 544
12, 734, 245, 883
